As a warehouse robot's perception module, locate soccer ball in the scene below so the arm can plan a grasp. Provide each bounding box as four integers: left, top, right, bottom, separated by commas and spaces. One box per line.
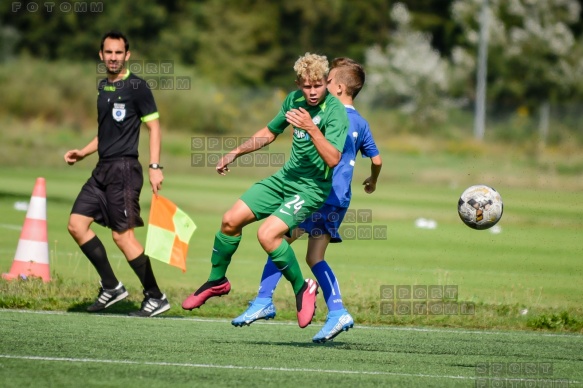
457, 185, 503, 230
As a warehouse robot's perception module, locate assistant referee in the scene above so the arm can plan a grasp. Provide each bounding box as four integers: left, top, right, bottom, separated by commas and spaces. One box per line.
64, 31, 169, 318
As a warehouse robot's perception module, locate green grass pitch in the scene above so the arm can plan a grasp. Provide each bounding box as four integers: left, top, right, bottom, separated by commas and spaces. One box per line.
0, 147, 582, 386
0, 310, 581, 387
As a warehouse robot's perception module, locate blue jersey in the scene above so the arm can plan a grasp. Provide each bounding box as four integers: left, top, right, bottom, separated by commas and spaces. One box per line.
325, 106, 379, 208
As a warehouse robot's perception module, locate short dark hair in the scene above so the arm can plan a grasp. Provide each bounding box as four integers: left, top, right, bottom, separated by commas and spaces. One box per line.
331, 57, 365, 98
100, 31, 129, 52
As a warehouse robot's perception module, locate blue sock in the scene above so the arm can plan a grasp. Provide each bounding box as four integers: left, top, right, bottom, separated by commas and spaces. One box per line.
257, 256, 283, 299
311, 260, 344, 312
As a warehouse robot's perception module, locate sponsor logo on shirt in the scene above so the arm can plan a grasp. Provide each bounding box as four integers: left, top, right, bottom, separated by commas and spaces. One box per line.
293, 128, 310, 141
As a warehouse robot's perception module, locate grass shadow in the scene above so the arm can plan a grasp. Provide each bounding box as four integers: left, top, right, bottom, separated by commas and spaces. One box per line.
67, 300, 137, 314
213, 339, 350, 348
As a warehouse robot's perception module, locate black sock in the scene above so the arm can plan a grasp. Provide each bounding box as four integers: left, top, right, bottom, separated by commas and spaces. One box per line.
129, 253, 162, 298
80, 235, 118, 289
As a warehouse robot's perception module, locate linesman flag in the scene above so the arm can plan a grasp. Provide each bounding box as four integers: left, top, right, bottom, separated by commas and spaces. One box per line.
145, 195, 196, 272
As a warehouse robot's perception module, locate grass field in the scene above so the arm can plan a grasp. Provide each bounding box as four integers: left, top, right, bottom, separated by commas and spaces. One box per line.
0, 309, 581, 387
1, 132, 582, 386
1, 146, 582, 319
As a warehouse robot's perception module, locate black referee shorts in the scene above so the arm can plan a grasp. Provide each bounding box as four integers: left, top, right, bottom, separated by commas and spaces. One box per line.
71, 157, 144, 232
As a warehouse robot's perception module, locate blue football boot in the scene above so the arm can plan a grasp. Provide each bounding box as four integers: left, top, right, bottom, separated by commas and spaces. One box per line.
231, 297, 276, 327
312, 308, 354, 343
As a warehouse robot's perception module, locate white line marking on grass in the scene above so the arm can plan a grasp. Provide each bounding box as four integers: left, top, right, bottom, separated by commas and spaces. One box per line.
2, 309, 582, 339
1, 310, 581, 383
1, 355, 580, 384
0, 354, 478, 381
0, 354, 580, 384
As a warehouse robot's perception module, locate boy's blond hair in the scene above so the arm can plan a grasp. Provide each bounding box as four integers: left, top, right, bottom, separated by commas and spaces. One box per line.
294, 52, 329, 83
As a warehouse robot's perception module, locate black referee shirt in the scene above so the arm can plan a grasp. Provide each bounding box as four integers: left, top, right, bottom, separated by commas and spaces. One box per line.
97, 71, 159, 160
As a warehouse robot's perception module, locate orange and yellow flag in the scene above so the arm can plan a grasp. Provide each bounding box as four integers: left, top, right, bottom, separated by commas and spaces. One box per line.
145, 195, 196, 272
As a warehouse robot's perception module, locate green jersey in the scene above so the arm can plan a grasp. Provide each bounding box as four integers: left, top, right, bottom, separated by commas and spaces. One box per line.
267, 89, 348, 184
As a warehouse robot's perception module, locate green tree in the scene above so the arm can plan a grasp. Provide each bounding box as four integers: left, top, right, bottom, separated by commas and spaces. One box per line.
273, 0, 390, 86
452, 0, 583, 109
0, 0, 394, 86
194, 0, 282, 86
363, 3, 470, 129
0, 0, 169, 60
401, 0, 459, 55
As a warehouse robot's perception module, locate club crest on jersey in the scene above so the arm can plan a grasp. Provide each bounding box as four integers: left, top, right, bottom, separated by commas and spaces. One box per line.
312, 115, 321, 126
112, 103, 126, 122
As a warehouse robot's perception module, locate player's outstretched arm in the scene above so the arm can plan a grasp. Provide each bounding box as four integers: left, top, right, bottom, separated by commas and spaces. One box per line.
64, 136, 98, 165
216, 126, 277, 175
363, 155, 382, 193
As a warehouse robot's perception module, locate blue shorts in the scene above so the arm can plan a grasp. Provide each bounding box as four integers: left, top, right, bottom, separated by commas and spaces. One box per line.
297, 203, 348, 243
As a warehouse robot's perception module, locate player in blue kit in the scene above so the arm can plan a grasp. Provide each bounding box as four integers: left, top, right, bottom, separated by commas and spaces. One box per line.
232, 58, 383, 342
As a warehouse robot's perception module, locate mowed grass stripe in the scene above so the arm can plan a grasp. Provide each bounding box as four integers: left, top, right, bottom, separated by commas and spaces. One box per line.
0, 354, 476, 380
1, 309, 582, 387
2, 164, 583, 316
4, 354, 577, 385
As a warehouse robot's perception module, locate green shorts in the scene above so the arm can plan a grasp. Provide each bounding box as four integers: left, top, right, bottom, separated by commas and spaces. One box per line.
240, 170, 330, 230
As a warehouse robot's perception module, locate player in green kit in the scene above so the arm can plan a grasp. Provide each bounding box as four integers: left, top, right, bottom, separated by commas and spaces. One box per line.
182, 53, 349, 328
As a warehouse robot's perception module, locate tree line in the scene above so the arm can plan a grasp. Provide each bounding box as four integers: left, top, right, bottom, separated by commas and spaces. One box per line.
2, 0, 583, 125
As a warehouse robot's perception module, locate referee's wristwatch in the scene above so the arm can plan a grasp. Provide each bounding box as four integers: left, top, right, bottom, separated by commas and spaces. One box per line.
149, 163, 163, 170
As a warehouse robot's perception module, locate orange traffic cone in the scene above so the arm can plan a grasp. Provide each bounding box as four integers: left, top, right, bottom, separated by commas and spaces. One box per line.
3, 177, 50, 282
